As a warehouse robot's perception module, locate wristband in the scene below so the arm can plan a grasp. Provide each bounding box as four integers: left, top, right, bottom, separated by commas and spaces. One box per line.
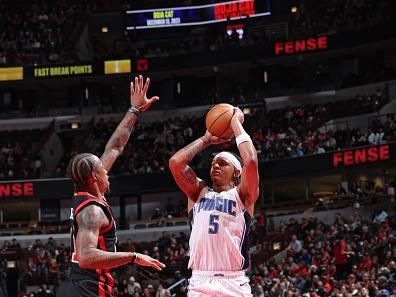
235, 133, 252, 147
131, 252, 137, 263
128, 106, 141, 116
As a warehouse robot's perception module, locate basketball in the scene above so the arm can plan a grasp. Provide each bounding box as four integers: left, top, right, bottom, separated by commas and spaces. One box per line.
205, 103, 235, 137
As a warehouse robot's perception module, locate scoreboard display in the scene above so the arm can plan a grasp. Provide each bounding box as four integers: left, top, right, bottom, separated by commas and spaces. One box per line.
126, 0, 271, 30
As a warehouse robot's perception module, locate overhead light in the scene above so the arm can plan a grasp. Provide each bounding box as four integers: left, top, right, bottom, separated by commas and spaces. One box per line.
101, 27, 108, 33
177, 82, 181, 94
291, 6, 298, 13
264, 71, 268, 83
243, 108, 251, 115
273, 242, 281, 250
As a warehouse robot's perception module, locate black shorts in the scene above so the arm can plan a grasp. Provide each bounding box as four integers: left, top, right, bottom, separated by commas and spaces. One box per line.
56, 279, 114, 297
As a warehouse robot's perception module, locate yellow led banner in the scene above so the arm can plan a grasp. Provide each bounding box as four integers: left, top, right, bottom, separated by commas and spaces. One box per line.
104, 59, 131, 74
33, 64, 93, 78
0, 67, 23, 81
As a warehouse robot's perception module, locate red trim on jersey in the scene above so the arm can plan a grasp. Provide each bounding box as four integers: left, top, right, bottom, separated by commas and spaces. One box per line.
74, 192, 109, 207
71, 231, 79, 263
73, 199, 98, 217
97, 274, 106, 297
98, 236, 115, 293
75, 191, 97, 199
100, 220, 114, 235
71, 252, 78, 263
73, 196, 112, 232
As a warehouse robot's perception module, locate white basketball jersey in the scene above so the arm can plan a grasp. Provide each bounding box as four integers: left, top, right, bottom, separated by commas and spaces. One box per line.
188, 187, 251, 271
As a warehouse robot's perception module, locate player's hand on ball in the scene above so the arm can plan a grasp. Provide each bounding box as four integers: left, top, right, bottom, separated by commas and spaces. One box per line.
130, 75, 159, 112
204, 130, 232, 145
232, 107, 244, 124
135, 253, 166, 271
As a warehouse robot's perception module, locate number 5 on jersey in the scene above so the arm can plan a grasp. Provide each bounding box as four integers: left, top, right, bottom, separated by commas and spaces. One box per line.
208, 214, 219, 234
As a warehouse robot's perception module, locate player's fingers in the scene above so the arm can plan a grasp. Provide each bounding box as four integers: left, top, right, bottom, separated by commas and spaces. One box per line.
150, 262, 164, 271
234, 107, 242, 115
153, 259, 166, 268
130, 82, 134, 96
143, 77, 150, 94
134, 76, 139, 93
140, 96, 159, 111
148, 96, 159, 104
139, 75, 143, 90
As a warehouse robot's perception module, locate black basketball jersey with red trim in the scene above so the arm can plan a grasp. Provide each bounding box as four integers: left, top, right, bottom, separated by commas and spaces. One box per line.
69, 192, 117, 297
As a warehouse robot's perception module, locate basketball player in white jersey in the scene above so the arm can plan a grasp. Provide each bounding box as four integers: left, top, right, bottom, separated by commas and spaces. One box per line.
169, 108, 259, 297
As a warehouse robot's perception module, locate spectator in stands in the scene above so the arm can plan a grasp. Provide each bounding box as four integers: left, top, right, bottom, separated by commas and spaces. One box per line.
29, 88, 393, 180
127, 276, 141, 295
155, 283, 171, 297
36, 284, 55, 297
0, 258, 7, 297
255, 208, 267, 235
287, 234, 303, 257
333, 234, 354, 280
150, 208, 163, 220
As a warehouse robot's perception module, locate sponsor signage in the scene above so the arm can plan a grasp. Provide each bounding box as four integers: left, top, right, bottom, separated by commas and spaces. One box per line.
32, 64, 94, 78
214, 1, 255, 20
332, 144, 390, 168
274, 36, 328, 56
104, 59, 131, 74
126, 0, 270, 30
136, 58, 149, 72
0, 67, 23, 81
0, 182, 34, 198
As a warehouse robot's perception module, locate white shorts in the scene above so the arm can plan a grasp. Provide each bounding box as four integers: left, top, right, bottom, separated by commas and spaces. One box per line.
188, 270, 252, 297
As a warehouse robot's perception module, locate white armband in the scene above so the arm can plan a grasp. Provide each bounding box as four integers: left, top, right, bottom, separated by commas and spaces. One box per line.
235, 133, 252, 147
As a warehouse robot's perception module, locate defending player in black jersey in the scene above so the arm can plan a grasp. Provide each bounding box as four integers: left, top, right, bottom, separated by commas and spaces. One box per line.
57, 76, 165, 297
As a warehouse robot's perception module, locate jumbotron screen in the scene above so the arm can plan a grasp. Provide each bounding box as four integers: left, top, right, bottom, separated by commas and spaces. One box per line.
126, 0, 271, 30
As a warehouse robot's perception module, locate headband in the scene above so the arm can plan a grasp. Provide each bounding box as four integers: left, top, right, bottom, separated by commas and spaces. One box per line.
213, 152, 242, 172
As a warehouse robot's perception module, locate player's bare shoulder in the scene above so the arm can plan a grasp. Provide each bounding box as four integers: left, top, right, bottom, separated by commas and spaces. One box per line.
76, 204, 109, 230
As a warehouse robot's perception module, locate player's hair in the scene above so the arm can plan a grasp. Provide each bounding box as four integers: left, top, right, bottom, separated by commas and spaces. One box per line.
67, 153, 100, 191
230, 152, 243, 186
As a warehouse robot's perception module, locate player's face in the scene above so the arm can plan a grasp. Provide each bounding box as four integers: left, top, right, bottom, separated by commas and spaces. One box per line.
210, 157, 235, 185
94, 161, 110, 194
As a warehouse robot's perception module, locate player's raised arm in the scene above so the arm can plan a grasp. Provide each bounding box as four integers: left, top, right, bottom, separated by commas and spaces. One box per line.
169, 131, 226, 203
100, 75, 159, 172
76, 204, 165, 271
232, 108, 259, 215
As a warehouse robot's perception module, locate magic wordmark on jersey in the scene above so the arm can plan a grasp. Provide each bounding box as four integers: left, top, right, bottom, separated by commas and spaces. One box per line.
197, 196, 237, 217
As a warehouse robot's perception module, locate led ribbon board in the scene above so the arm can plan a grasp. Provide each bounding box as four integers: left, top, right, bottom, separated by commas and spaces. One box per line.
126, 0, 271, 30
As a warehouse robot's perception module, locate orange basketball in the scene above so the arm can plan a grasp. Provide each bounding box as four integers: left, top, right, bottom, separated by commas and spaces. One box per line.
205, 103, 235, 137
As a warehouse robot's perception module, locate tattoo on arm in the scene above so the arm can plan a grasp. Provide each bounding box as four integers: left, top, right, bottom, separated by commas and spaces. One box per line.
169, 137, 210, 201
76, 205, 133, 269
180, 138, 209, 164
173, 167, 205, 200
100, 113, 138, 171
181, 167, 197, 185
78, 204, 106, 230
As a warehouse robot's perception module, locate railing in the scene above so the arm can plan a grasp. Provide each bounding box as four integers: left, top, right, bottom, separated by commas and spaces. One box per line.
263, 193, 393, 217
319, 120, 349, 133
368, 111, 395, 129
250, 229, 293, 267
168, 278, 188, 297
264, 22, 289, 40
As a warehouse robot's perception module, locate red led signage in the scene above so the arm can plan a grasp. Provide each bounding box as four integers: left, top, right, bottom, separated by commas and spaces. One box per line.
275, 36, 328, 55
137, 58, 148, 72
214, 0, 255, 20
332, 145, 390, 168
0, 182, 34, 198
